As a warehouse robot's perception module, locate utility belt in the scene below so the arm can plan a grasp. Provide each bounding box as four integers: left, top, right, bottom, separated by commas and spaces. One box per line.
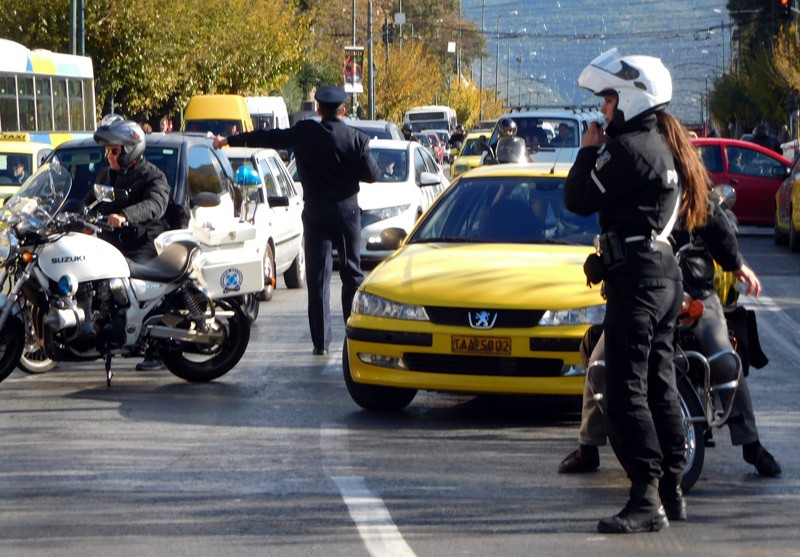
584, 230, 669, 285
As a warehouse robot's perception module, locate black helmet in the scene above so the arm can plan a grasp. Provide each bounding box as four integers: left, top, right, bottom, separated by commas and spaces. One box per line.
402, 123, 413, 132
498, 118, 517, 135
94, 119, 146, 167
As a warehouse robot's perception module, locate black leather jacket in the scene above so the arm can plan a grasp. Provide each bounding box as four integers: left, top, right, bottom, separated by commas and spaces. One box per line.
672, 196, 742, 299
89, 156, 170, 257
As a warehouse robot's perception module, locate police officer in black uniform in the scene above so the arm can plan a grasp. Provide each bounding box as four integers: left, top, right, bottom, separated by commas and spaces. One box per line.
213, 86, 379, 355
563, 49, 686, 534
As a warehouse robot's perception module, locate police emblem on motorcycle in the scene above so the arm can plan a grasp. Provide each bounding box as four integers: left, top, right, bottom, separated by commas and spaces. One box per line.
468, 310, 497, 329
221, 268, 244, 293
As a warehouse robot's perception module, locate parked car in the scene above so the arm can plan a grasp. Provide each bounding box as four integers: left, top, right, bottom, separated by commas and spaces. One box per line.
0, 134, 53, 205
450, 132, 490, 178
358, 138, 449, 261
346, 119, 403, 140
774, 152, 800, 250
225, 147, 306, 300
691, 137, 791, 226
343, 161, 603, 411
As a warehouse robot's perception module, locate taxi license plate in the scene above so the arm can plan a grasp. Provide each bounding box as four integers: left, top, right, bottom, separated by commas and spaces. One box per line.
451, 335, 511, 355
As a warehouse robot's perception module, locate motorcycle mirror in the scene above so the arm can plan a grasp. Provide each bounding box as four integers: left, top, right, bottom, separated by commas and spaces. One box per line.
92, 183, 128, 204
712, 184, 736, 210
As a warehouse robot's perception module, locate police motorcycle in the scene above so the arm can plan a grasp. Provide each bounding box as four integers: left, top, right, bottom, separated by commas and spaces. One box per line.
584, 185, 767, 492
0, 159, 259, 387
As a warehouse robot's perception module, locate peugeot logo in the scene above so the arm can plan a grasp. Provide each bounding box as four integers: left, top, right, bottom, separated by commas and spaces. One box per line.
468, 310, 497, 329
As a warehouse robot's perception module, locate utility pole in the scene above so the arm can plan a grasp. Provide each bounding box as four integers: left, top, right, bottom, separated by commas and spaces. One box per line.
368, 0, 375, 119
479, 0, 485, 122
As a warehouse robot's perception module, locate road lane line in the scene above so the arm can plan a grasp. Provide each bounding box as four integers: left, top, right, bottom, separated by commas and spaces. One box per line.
321, 425, 417, 557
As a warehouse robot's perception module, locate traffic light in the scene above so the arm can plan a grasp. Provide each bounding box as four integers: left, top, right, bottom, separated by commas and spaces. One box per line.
779, 0, 792, 20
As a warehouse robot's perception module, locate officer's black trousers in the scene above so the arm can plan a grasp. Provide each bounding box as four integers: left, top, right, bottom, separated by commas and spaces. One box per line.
302, 196, 364, 351
603, 272, 686, 494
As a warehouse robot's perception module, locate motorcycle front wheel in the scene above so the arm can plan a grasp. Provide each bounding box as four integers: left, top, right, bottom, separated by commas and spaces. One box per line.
0, 316, 26, 382
677, 378, 706, 493
161, 298, 251, 383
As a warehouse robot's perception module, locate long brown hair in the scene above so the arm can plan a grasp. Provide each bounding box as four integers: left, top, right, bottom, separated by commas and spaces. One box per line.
657, 111, 709, 231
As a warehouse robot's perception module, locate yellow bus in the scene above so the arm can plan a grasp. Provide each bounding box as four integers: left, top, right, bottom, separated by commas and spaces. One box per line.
0, 38, 96, 147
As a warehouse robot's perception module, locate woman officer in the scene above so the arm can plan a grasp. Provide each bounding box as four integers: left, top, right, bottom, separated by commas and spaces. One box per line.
563, 48, 708, 534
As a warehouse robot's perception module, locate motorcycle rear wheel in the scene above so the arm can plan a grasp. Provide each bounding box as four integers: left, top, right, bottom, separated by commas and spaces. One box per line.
161, 298, 250, 382
677, 378, 706, 493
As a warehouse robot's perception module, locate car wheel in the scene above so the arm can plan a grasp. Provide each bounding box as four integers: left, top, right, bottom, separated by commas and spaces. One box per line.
257, 243, 276, 302
790, 206, 800, 252
284, 238, 306, 289
342, 340, 416, 411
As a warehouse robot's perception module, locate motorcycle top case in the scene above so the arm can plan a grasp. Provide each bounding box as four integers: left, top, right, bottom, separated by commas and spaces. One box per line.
193, 243, 263, 298
193, 221, 257, 247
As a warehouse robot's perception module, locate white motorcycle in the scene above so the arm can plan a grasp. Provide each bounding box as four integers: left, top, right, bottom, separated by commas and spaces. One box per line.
0, 159, 261, 386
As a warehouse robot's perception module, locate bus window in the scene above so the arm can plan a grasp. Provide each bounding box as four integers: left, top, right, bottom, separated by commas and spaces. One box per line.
53, 78, 69, 131
0, 75, 17, 131
0, 38, 96, 144
19, 77, 36, 131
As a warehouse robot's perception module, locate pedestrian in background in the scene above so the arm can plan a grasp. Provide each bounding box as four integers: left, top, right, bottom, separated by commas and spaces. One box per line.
213, 86, 379, 356
564, 48, 708, 534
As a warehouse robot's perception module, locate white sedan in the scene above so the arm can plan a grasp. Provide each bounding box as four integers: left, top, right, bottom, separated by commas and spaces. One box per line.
360, 139, 449, 261
225, 147, 305, 301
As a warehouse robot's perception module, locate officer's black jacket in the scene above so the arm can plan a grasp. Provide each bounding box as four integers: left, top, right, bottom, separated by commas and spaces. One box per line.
88, 156, 170, 255
672, 197, 742, 299
563, 113, 682, 279
227, 118, 379, 203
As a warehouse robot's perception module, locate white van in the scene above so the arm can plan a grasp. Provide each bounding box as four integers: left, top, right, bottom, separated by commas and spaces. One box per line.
245, 96, 290, 130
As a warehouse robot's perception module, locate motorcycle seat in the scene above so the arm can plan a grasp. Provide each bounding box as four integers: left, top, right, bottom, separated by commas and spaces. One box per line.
128, 240, 199, 283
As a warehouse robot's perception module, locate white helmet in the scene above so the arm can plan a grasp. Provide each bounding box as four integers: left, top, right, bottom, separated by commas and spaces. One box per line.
578, 48, 672, 124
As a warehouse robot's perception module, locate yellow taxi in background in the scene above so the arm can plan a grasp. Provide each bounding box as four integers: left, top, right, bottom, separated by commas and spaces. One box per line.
343, 162, 605, 411
449, 132, 489, 178
0, 133, 53, 205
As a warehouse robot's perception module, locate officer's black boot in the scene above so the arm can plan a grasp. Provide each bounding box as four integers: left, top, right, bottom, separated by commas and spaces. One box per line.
658, 474, 687, 521
597, 480, 668, 534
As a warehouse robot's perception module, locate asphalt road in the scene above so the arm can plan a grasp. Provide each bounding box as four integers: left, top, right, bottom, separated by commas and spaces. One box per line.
0, 226, 798, 556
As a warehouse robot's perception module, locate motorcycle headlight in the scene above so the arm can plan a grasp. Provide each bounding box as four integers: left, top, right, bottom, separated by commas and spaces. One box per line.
538, 304, 606, 326
0, 229, 16, 265
352, 290, 429, 321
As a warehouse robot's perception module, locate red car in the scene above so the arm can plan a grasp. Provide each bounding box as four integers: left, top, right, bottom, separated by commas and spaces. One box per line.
691, 137, 791, 226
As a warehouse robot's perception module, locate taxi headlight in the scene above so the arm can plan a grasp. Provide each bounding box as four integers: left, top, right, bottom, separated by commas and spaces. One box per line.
352, 291, 429, 321
538, 304, 606, 326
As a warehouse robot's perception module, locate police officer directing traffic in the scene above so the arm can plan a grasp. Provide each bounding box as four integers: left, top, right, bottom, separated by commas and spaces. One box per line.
563, 49, 707, 534
213, 86, 379, 356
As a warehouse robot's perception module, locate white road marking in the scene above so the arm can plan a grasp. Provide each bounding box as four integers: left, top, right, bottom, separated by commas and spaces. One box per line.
321, 424, 417, 557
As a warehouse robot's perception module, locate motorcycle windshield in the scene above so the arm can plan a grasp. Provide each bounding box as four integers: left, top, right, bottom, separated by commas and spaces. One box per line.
1, 158, 72, 229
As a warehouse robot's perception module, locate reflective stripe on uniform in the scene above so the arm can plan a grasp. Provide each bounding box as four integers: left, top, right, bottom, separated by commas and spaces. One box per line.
590, 169, 606, 193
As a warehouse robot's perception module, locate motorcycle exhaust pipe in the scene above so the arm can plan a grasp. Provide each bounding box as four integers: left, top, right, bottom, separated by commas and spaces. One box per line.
147, 324, 225, 344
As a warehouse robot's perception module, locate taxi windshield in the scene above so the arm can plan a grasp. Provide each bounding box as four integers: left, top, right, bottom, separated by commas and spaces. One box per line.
409, 175, 599, 245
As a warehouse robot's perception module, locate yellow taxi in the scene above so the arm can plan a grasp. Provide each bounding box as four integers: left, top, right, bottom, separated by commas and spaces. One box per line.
449, 132, 489, 178
343, 162, 605, 411
0, 133, 53, 205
